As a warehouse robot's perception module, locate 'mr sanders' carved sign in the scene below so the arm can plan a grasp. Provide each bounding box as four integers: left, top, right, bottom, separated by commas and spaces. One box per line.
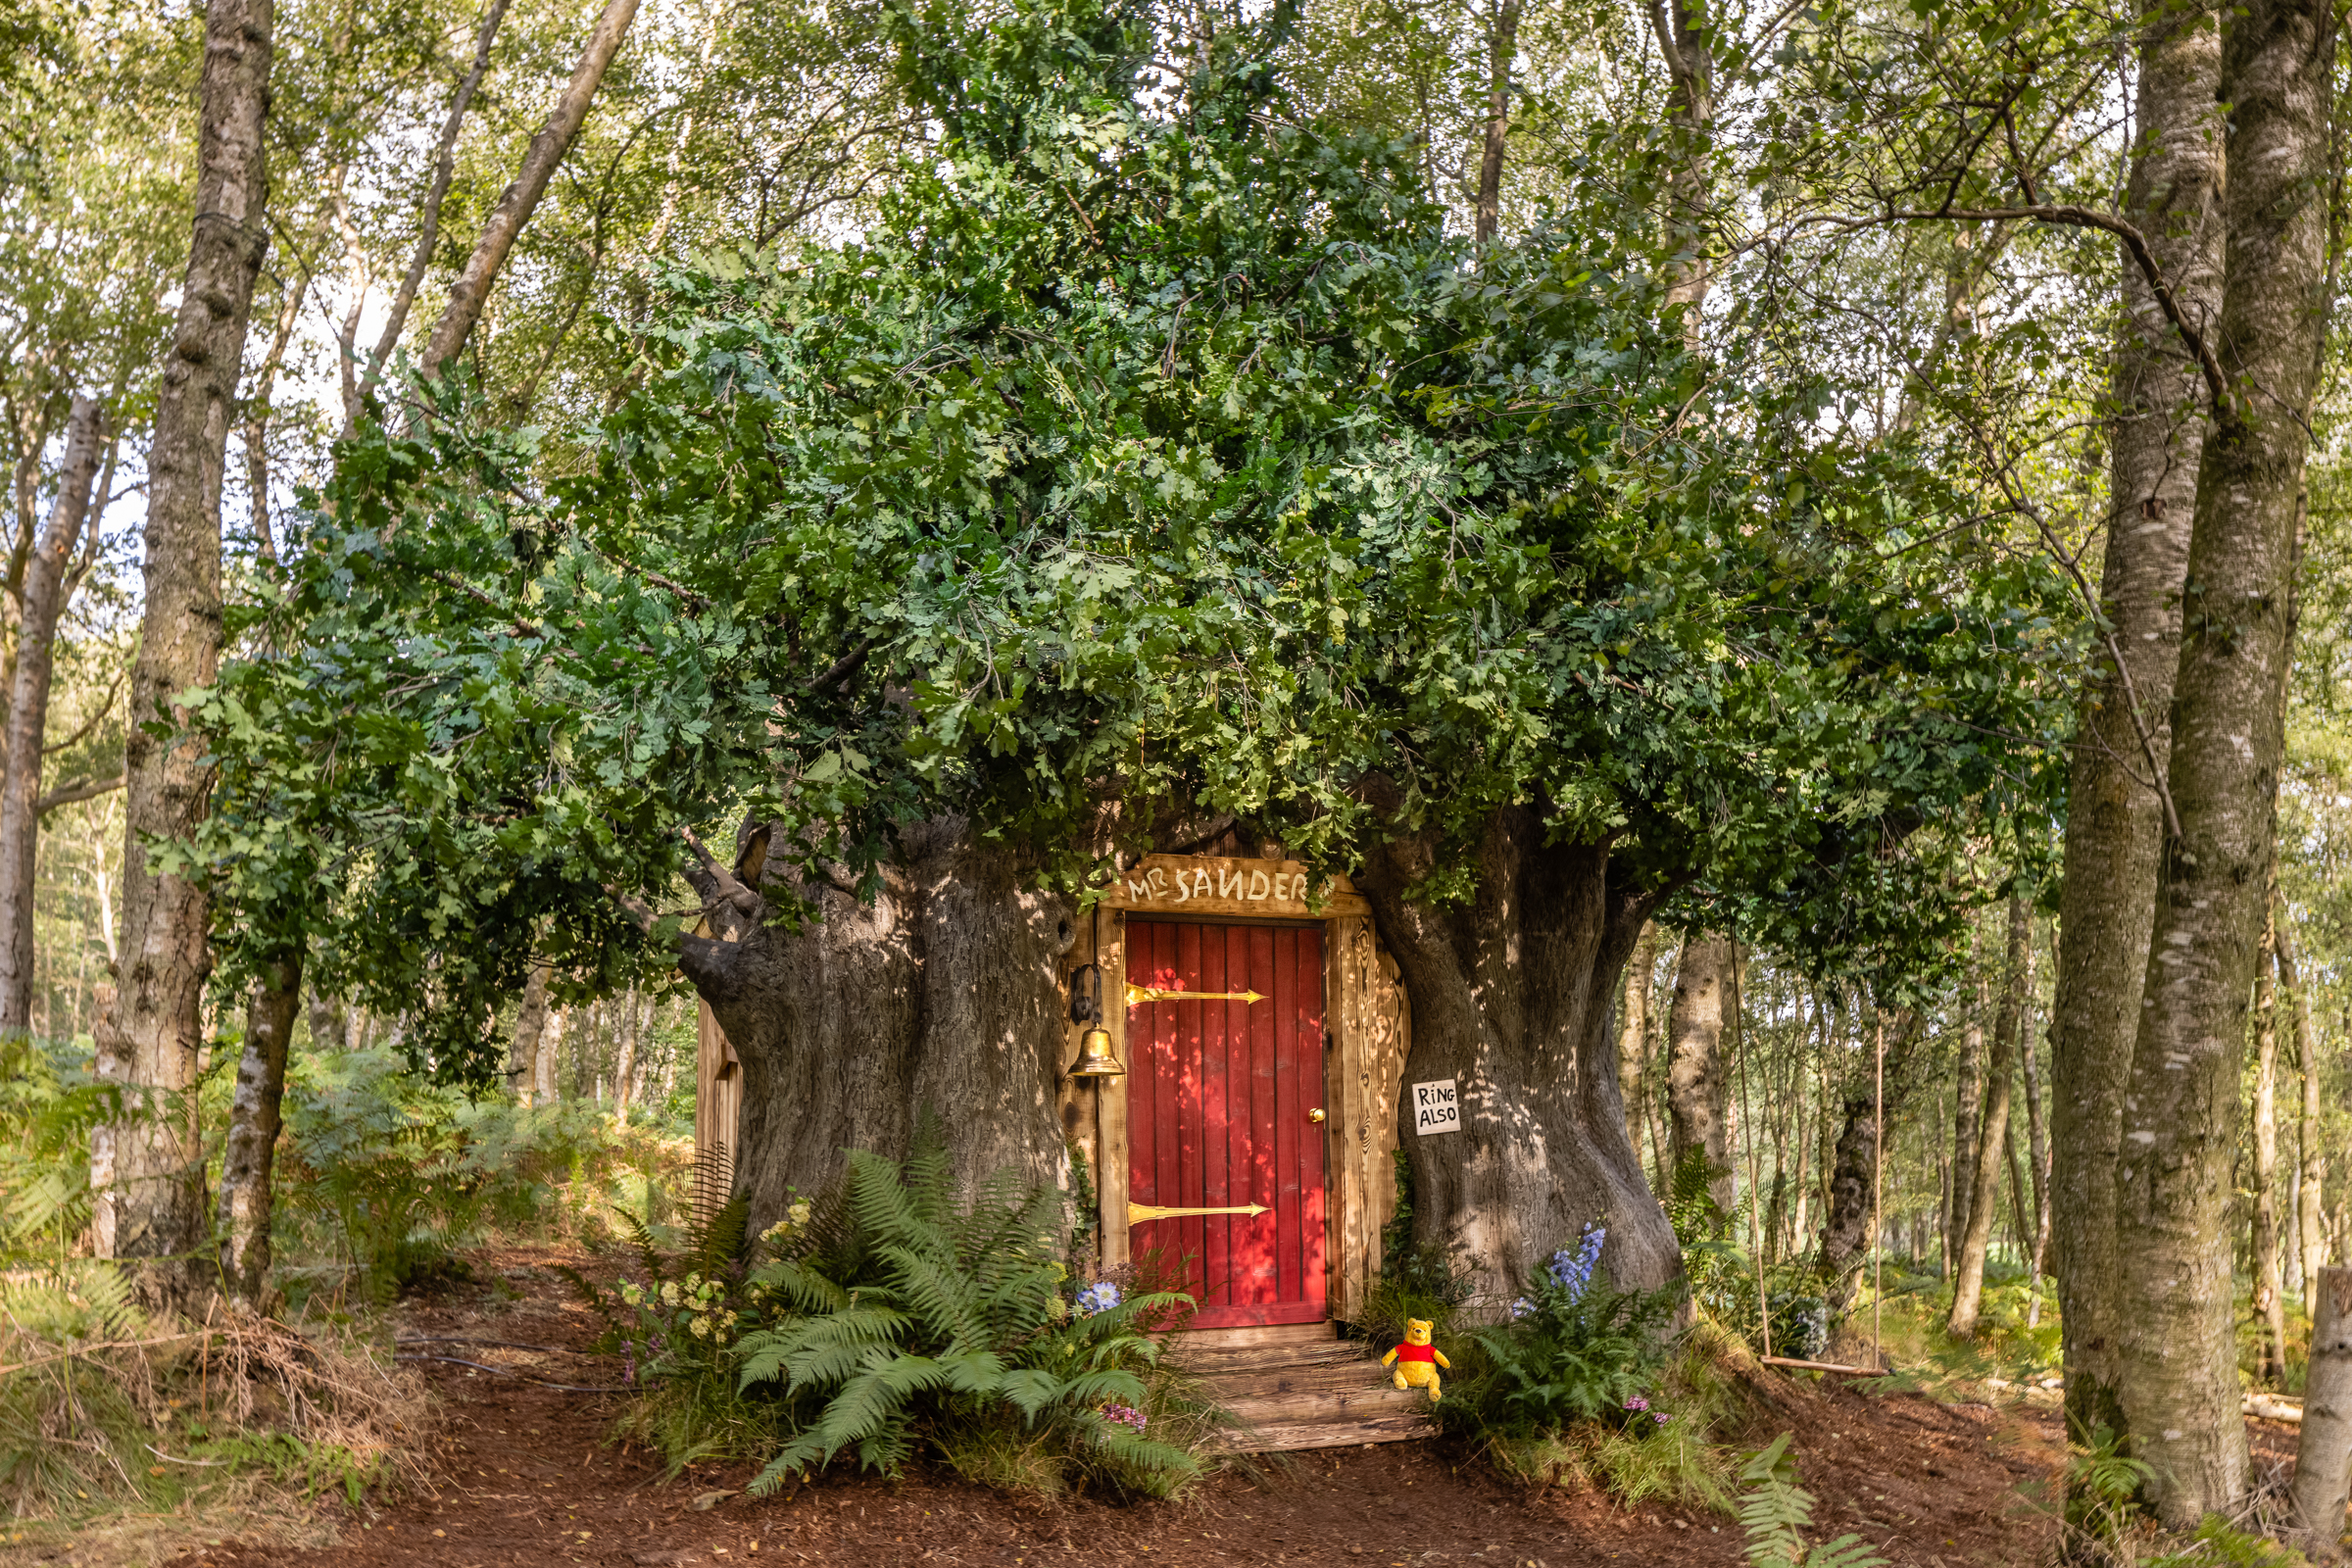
1105, 855, 1372, 919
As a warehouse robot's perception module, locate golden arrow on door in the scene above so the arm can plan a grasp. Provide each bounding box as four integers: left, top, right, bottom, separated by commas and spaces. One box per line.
1124, 984, 1265, 1007
1127, 1201, 1270, 1225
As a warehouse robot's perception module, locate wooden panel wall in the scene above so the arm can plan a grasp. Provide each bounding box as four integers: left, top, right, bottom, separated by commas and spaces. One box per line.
1326, 915, 1410, 1322
693, 999, 743, 1223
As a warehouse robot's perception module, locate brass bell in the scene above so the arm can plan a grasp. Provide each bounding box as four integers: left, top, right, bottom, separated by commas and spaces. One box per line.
1068, 1026, 1127, 1080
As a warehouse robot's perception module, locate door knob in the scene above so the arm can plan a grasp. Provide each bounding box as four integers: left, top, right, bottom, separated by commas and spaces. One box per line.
1308, 1107, 1326, 1123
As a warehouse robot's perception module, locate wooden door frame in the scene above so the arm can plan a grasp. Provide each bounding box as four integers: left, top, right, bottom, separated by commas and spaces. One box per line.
1071, 855, 1393, 1323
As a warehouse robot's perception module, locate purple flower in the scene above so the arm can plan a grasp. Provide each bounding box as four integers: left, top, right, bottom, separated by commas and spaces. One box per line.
1510, 1298, 1534, 1320
1076, 1281, 1123, 1315
1653, 1412, 1671, 1425
1100, 1401, 1148, 1433
1624, 1396, 1649, 1411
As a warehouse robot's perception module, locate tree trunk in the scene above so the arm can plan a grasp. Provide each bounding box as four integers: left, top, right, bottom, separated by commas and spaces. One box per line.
676, 817, 1075, 1238
511, 960, 549, 1102
534, 1004, 564, 1104
1666, 932, 1737, 1214
2294, 1268, 2352, 1561
1950, 895, 2028, 1337
2021, 947, 2053, 1280
352, 0, 510, 418
217, 945, 301, 1306
417, 0, 641, 377
1472, 0, 1522, 245
612, 982, 638, 1124
2255, 912, 2288, 1383
2279, 900, 2330, 1298
1650, 0, 1713, 328
1816, 1008, 1920, 1308
2110, 0, 2330, 1522
1947, 978, 1985, 1269
92, 0, 272, 1299
1618, 919, 1658, 1168
1357, 813, 1681, 1299
2049, 0, 2223, 1460
0, 394, 102, 1031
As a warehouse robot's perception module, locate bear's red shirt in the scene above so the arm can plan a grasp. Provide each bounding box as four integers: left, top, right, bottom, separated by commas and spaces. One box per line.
1393, 1343, 1437, 1364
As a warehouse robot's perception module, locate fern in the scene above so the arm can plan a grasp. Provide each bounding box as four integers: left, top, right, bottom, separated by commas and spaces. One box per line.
1737, 1433, 1887, 1568
724, 1132, 1198, 1495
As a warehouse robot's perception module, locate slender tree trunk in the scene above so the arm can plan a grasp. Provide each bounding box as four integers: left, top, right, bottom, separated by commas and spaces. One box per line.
2111, 0, 2331, 1522
0, 395, 102, 1031
2255, 912, 2289, 1383
1618, 919, 1658, 1166
351, 0, 510, 420
92, 0, 272, 1300
2021, 948, 2052, 1279
1473, 0, 1522, 245
217, 945, 300, 1306
1359, 813, 1682, 1298
612, 982, 638, 1124
534, 1005, 564, 1104
2049, 0, 2224, 1463
1948, 979, 1986, 1268
2279, 902, 2330, 1297
1649, 0, 1713, 327
1666, 932, 1737, 1214
417, 0, 641, 377
1950, 895, 2028, 1337
2295, 1268, 2352, 1561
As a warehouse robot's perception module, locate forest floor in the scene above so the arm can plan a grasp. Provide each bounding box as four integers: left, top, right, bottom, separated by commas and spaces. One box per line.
16, 1245, 2307, 1568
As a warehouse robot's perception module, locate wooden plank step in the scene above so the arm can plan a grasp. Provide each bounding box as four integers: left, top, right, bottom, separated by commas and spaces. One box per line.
1173, 1341, 1370, 1375
1223, 1386, 1431, 1425
1211, 1411, 1437, 1452
1197, 1360, 1410, 1397
1172, 1321, 1335, 1351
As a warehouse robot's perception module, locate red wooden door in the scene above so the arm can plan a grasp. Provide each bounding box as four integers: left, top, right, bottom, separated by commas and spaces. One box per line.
1125, 920, 1327, 1328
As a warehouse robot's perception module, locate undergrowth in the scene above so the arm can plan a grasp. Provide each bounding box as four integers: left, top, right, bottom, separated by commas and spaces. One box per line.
571, 1127, 1221, 1498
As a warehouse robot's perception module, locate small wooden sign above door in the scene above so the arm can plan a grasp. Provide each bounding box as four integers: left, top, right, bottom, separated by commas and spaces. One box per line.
1105, 854, 1372, 919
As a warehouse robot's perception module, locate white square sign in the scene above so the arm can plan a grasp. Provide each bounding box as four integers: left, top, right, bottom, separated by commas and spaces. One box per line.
1411, 1078, 1460, 1136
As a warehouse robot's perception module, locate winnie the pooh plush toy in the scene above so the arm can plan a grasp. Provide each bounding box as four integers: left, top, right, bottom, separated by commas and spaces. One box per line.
1382, 1318, 1449, 1402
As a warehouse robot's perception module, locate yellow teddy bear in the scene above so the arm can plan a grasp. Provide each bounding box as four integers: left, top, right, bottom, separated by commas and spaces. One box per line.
1381, 1317, 1450, 1401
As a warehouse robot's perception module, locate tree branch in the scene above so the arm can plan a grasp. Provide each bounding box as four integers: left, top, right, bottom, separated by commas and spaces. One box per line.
37, 773, 123, 815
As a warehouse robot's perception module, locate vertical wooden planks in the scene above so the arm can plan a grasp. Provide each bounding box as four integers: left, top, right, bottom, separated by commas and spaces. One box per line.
1298, 923, 1327, 1314
1247, 925, 1280, 1307
1095, 912, 1131, 1271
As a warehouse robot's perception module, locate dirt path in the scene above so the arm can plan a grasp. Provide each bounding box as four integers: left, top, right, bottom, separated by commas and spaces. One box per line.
155, 1249, 2078, 1568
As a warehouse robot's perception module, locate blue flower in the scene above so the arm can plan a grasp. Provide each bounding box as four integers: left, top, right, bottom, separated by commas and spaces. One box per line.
1544, 1223, 1607, 1300
1076, 1281, 1123, 1315
1510, 1297, 1534, 1320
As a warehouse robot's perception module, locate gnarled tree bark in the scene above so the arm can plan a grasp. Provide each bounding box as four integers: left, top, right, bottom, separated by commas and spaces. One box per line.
1356, 812, 1681, 1301
677, 817, 1075, 1236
